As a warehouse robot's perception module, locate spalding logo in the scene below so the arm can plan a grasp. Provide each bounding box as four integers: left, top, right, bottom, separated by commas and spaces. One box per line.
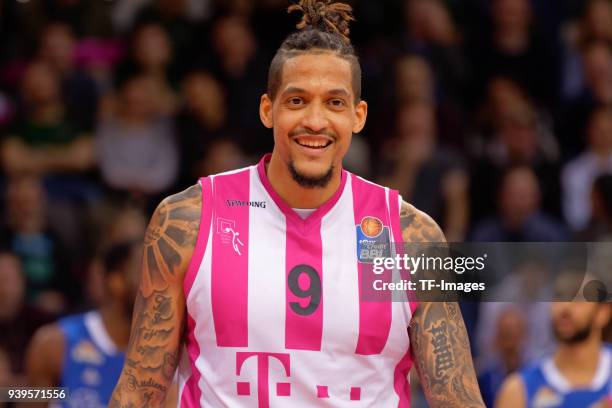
360, 216, 383, 238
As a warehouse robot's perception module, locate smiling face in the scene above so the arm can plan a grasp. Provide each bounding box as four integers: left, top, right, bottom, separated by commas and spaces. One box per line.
260, 52, 367, 188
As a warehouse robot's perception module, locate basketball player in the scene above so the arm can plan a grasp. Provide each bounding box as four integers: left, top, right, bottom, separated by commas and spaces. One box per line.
26, 241, 140, 407
496, 301, 611, 408
110, 1, 484, 406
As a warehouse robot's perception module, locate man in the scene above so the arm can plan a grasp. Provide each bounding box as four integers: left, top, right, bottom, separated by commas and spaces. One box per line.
496, 301, 611, 407
0, 248, 51, 382
110, 1, 484, 406
26, 241, 140, 407
478, 307, 527, 407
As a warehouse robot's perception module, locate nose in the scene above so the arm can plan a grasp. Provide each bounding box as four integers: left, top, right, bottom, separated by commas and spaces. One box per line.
301, 101, 329, 133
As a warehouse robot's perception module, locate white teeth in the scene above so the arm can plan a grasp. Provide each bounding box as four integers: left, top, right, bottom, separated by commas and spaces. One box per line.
296, 139, 329, 148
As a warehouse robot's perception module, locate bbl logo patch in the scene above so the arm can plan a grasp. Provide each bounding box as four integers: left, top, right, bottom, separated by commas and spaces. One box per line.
356, 216, 391, 263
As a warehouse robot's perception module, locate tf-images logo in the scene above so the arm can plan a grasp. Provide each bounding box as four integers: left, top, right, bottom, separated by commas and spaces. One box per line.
226, 199, 267, 209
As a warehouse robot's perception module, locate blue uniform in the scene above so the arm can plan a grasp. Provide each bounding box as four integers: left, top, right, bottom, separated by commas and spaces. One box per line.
55, 311, 124, 408
519, 346, 611, 408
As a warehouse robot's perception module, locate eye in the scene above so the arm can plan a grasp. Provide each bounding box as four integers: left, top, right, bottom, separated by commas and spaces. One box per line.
287, 97, 304, 106
328, 99, 346, 108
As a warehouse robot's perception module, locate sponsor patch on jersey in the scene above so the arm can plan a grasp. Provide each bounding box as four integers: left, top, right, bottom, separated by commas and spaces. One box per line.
72, 340, 104, 365
356, 216, 391, 263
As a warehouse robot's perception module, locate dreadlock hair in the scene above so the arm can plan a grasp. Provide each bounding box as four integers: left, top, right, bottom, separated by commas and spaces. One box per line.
267, 0, 361, 103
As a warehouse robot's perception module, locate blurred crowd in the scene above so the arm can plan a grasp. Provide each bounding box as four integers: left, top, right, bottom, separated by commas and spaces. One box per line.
0, 0, 611, 406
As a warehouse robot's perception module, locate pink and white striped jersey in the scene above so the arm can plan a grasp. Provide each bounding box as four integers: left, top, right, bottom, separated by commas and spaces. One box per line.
178, 154, 418, 407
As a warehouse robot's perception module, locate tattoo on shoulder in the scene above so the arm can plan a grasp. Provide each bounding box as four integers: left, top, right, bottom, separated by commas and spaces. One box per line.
410, 302, 484, 407
142, 184, 201, 295
400, 201, 445, 243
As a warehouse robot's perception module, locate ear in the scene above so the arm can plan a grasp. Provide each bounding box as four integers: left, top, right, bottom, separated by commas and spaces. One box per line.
260, 94, 274, 129
595, 304, 611, 330
352, 100, 368, 134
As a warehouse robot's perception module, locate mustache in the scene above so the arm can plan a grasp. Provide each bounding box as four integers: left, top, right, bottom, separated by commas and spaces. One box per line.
289, 127, 337, 141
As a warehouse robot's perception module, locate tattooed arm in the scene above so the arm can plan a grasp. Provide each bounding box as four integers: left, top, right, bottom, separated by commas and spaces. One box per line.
401, 202, 485, 408
109, 184, 201, 407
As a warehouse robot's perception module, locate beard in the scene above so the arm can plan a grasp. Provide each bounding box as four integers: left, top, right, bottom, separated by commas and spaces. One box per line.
288, 160, 334, 189
553, 316, 594, 345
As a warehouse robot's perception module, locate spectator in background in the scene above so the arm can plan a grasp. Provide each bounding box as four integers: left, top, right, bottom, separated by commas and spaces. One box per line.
476, 260, 556, 385
0, 249, 52, 381
369, 54, 436, 149
115, 21, 178, 115
198, 138, 247, 177
479, 307, 527, 408
0, 62, 95, 178
471, 97, 561, 220
379, 101, 469, 241
1, 174, 76, 314
577, 174, 612, 240
26, 241, 141, 408
401, 0, 469, 105
206, 14, 270, 154
561, 0, 612, 102
580, 41, 612, 118
471, 77, 531, 149
96, 73, 179, 199
560, 40, 612, 157
37, 22, 99, 131
471, 166, 568, 242
175, 71, 229, 188
392, 54, 466, 148
472, 0, 559, 105
133, 0, 200, 73
395, 55, 435, 104
86, 203, 147, 306
579, 0, 612, 44
563, 106, 612, 231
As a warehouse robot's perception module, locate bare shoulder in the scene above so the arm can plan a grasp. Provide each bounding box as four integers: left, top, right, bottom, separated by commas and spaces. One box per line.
26, 323, 64, 385
28, 323, 64, 353
495, 373, 526, 408
142, 183, 202, 295
400, 201, 445, 243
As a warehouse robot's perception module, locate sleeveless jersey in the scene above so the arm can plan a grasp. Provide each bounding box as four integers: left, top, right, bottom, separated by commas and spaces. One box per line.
519, 347, 611, 408
177, 154, 418, 407
55, 311, 125, 408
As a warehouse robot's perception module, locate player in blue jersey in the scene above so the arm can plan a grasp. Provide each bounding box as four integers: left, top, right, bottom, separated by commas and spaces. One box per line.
496, 301, 611, 408
25, 241, 140, 408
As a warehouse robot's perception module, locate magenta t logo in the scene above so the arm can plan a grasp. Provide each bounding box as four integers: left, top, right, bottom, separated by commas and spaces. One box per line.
236, 352, 291, 408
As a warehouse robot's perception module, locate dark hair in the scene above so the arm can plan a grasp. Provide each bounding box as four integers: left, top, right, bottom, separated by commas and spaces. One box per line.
267, 0, 361, 102
103, 241, 137, 277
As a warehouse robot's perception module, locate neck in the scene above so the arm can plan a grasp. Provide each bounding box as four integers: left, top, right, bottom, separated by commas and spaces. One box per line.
502, 349, 522, 373
554, 334, 601, 383
99, 301, 131, 351
266, 152, 342, 209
